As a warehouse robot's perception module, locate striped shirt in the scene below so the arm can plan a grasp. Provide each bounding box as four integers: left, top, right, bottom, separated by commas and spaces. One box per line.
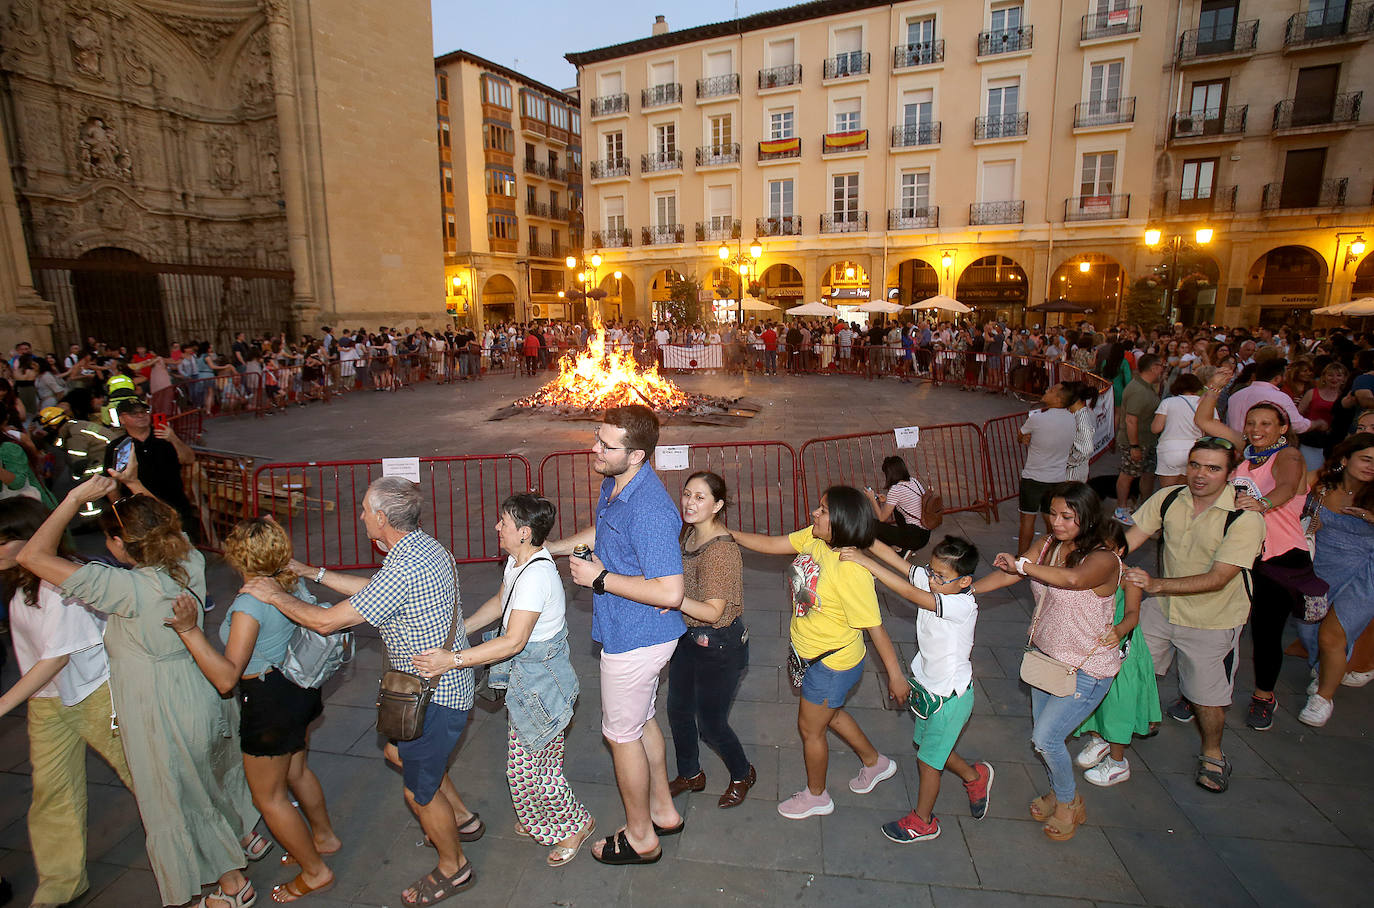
886, 479, 926, 528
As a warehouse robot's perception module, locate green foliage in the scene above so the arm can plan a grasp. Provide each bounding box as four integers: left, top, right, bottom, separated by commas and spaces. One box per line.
664, 274, 703, 324
1124, 276, 1164, 325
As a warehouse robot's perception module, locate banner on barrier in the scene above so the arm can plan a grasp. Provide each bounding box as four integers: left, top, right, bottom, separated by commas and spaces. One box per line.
1090, 392, 1115, 459
662, 344, 722, 369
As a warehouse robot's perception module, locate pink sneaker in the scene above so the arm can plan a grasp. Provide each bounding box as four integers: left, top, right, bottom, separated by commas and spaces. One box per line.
777, 788, 835, 820
849, 754, 897, 794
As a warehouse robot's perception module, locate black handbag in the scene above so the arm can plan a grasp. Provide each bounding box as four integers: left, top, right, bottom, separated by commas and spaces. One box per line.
375, 560, 461, 741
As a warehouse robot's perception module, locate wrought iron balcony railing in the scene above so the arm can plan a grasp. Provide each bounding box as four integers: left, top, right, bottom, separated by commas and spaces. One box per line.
979, 26, 1033, 55
1272, 92, 1362, 129
591, 228, 632, 248
819, 212, 868, 233
975, 112, 1029, 139
589, 158, 629, 179
1284, 3, 1374, 45
757, 64, 802, 89
1177, 19, 1259, 60
1064, 193, 1131, 221
1073, 97, 1135, 127
756, 215, 802, 236
893, 40, 944, 68
696, 73, 740, 98
589, 93, 629, 117
1081, 6, 1143, 40
1165, 185, 1238, 215
1262, 178, 1348, 210
969, 200, 1025, 225
1171, 105, 1248, 138
695, 143, 741, 166
640, 150, 683, 173
823, 51, 870, 79
641, 224, 685, 245
641, 83, 682, 108
891, 122, 941, 147
695, 219, 742, 242
888, 207, 939, 229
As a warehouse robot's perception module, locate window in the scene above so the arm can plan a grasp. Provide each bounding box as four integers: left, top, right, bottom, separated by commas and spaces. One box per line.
709, 114, 732, 149
548, 149, 558, 171
987, 79, 1020, 117
907, 16, 935, 47
483, 124, 513, 153
550, 190, 559, 210
605, 196, 625, 232
486, 168, 516, 197
526, 186, 538, 209
550, 104, 568, 130
833, 99, 861, 132
769, 109, 795, 139
1280, 147, 1328, 208
1088, 61, 1123, 114
832, 173, 859, 220
436, 72, 448, 101
1189, 79, 1226, 120
488, 213, 517, 240
982, 160, 1016, 201
766, 38, 796, 67
481, 76, 512, 108
604, 131, 624, 163
649, 60, 675, 87
990, 2, 1023, 33
707, 185, 732, 230
1197, 0, 1238, 51
1180, 158, 1218, 200
706, 49, 732, 76
440, 123, 451, 147
551, 229, 561, 251
899, 171, 931, 215
528, 226, 539, 249
768, 179, 794, 218
1293, 64, 1341, 125
570, 111, 581, 135
1080, 152, 1117, 197
654, 122, 677, 155
833, 25, 862, 54
654, 192, 677, 227
442, 167, 453, 193
445, 213, 456, 238
599, 71, 624, 95
902, 89, 933, 127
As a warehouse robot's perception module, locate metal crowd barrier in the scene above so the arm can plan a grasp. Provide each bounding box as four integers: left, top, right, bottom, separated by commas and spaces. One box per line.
981, 412, 1030, 510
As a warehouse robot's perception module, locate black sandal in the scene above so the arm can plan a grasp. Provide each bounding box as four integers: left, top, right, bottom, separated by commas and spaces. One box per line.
653, 818, 684, 836
591, 830, 662, 865
1195, 754, 1232, 794
401, 862, 475, 905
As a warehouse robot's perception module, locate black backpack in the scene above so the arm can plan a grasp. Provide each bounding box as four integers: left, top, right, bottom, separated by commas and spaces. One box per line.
1156, 487, 1252, 598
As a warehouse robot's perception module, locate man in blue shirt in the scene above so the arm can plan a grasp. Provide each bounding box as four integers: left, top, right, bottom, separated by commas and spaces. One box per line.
549, 404, 686, 865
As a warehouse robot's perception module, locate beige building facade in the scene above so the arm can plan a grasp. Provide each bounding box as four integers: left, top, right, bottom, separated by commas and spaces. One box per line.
567, 0, 1374, 327
0, 0, 443, 352
434, 51, 583, 328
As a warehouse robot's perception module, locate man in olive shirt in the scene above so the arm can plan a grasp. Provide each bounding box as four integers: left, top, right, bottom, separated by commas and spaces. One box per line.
1122, 438, 1266, 795
1115, 354, 1164, 523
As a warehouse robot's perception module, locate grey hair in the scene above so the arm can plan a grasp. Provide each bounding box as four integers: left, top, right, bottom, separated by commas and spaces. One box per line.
365, 476, 422, 532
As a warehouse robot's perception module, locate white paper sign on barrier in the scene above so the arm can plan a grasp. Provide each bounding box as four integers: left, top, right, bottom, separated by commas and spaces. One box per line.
382, 457, 422, 483
894, 426, 921, 448
656, 445, 690, 471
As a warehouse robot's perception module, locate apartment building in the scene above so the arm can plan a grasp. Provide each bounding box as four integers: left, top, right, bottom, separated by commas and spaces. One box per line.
435, 50, 584, 325
566, 0, 1374, 327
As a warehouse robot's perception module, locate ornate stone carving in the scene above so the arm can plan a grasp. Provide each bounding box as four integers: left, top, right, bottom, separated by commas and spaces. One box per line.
68, 15, 104, 77
234, 30, 275, 108
3, 0, 44, 59
118, 41, 154, 87
157, 14, 241, 61
77, 116, 132, 181
92, 188, 133, 230
265, 150, 281, 193
261, 0, 291, 26
207, 129, 237, 192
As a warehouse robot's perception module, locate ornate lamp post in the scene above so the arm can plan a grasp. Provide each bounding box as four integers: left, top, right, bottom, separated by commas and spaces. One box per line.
1145, 226, 1214, 324
565, 252, 607, 325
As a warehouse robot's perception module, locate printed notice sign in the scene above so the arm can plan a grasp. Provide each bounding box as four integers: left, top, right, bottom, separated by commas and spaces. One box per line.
894, 426, 921, 448
656, 445, 690, 471
381, 457, 422, 483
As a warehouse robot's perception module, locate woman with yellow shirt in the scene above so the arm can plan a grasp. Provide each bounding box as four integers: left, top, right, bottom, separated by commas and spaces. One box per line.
733, 486, 909, 820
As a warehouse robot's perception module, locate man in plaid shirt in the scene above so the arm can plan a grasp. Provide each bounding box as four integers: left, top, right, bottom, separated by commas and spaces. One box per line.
247, 476, 480, 903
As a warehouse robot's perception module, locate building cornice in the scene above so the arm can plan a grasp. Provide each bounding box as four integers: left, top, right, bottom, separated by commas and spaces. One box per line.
434, 48, 577, 104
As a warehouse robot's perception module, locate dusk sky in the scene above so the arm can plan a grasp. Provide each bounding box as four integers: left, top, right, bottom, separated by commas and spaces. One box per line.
431, 0, 803, 90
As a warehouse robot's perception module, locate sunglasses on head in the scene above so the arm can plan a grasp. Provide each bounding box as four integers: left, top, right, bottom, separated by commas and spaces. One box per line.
110, 495, 138, 531
1196, 436, 1236, 451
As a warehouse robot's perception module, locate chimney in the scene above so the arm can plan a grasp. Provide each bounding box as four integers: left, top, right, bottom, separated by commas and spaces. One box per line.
652, 15, 668, 35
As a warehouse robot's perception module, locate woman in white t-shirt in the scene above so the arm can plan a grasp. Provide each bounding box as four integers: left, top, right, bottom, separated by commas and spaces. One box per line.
0, 498, 133, 906
1151, 373, 1207, 486
413, 494, 594, 867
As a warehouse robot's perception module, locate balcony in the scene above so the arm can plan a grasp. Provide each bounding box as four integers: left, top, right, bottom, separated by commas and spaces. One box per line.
893, 40, 945, 68
757, 64, 802, 90
523, 159, 548, 178
821, 129, 869, 154
695, 219, 742, 242
1177, 20, 1259, 62
978, 26, 1033, 56
1081, 6, 1142, 41
640, 150, 683, 173
695, 143, 741, 167
891, 122, 942, 148
757, 137, 802, 161
756, 215, 802, 236
1262, 178, 1348, 210
1165, 185, 1238, 215
589, 93, 630, 117
589, 158, 629, 179
696, 73, 740, 99
528, 243, 566, 259
642, 224, 685, 245
969, 201, 1025, 225
549, 206, 570, 221
641, 83, 682, 108
888, 207, 940, 230
526, 201, 550, 218
1073, 97, 1136, 128
521, 117, 547, 138
823, 51, 870, 79
1064, 194, 1131, 222
820, 212, 868, 233
1284, 3, 1374, 47
1272, 92, 1363, 131
975, 112, 1029, 140
591, 228, 632, 248
1170, 105, 1248, 140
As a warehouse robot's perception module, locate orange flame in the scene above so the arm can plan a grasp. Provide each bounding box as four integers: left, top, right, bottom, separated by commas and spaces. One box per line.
516, 328, 691, 411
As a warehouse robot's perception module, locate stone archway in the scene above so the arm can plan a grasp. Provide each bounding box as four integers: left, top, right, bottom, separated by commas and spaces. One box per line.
482, 273, 518, 323
755, 263, 804, 308
887, 256, 940, 306
70, 247, 167, 350
1045, 253, 1128, 323
1246, 245, 1326, 325
1354, 253, 1374, 297
956, 254, 1028, 323
599, 272, 635, 323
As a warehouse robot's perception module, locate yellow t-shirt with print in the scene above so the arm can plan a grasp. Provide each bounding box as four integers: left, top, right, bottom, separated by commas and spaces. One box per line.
786, 527, 882, 671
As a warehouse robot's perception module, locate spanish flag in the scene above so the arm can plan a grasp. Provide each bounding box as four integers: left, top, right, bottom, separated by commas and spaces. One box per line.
823, 129, 868, 150
758, 137, 801, 155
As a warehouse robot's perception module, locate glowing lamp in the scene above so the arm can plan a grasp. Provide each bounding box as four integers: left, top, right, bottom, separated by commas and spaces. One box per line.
565, 255, 577, 268
1353, 237, 1368, 256
749, 239, 763, 258
1079, 261, 1091, 273
1144, 228, 1162, 247
1195, 227, 1214, 244
591, 253, 602, 267
718, 243, 730, 260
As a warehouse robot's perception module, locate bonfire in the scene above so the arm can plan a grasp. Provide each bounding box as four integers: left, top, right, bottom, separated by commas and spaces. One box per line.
516, 324, 699, 412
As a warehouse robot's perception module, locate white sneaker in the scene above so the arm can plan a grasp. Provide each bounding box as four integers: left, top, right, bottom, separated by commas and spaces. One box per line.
1084, 757, 1131, 787
1299, 694, 1334, 727
1113, 507, 1134, 526
1307, 667, 1319, 696
1342, 670, 1374, 687
1075, 735, 1111, 769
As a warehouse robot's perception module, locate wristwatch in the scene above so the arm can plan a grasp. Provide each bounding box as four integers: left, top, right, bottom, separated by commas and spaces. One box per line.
314, 565, 327, 583
592, 569, 609, 594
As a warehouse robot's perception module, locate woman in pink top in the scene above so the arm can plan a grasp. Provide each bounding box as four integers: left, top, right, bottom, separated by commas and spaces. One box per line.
1196, 368, 1308, 731
977, 482, 1125, 842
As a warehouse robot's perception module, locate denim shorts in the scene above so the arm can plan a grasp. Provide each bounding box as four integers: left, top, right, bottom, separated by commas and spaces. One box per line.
800, 658, 864, 708
396, 703, 469, 805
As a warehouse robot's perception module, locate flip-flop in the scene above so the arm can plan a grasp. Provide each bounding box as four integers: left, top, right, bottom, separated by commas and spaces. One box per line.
271, 872, 336, 903
401, 862, 475, 906
591, 830, 662, 866
546, 818, 596, 867
279, 844, 341, 868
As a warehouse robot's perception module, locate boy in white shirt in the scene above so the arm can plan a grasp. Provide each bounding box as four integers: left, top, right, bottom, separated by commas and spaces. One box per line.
840, 536, 992, 843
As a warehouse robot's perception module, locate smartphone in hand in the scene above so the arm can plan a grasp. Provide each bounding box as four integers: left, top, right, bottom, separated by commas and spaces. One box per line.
152, 413, 168, 432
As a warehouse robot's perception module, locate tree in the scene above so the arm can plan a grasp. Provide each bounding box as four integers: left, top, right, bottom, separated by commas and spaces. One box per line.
1123, 276, 1164, 326
664, 274, 704, 324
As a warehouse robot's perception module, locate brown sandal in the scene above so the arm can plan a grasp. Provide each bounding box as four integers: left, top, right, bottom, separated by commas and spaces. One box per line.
1029, 792, 1057, 822
272, 872, 336, 903
1042, 795, 1086, 841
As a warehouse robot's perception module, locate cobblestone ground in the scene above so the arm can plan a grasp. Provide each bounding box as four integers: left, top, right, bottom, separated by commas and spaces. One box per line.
1, 372, 1369, 907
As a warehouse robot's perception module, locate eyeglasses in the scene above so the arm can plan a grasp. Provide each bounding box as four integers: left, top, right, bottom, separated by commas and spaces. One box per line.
924, 562, 971, 586
1196, 436, 1236, 451
591, 434, 625, 452
110, 495, 137, 531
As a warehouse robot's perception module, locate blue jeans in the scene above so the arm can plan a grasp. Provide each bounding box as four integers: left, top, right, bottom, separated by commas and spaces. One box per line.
1030, 670, 1113, 803
666, 621, 750, 780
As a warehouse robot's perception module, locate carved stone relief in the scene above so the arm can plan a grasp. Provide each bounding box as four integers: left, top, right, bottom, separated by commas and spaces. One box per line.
118, 40, 154, 87
92, 188, 134, 230
234, 30, 275, 109
2, 0, 46, 62
157, 14, 241, 62
77, 116, 133, 181
207, 129, 237, 192
68, 15, 104, 78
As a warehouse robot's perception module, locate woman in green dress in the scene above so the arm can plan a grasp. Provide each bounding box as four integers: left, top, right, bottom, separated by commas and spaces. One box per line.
19, 475, 262, 908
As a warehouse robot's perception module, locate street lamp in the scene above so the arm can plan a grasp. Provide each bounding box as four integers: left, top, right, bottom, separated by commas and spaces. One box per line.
565, 252, 608, 324
1342, 233, 1368, 270
717, 236, 763, 279
1145, 226, 1215, 323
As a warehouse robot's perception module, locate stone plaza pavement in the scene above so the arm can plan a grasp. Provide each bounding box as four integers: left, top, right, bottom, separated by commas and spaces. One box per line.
1, 373, 1371, 907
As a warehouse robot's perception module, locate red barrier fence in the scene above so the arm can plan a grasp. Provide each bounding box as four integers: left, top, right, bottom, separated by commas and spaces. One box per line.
981, 413, 1031, 510
797, 424, 992, 521
538, 441, 800, 540
181, 449, 255, 552
250, 454, 532, 569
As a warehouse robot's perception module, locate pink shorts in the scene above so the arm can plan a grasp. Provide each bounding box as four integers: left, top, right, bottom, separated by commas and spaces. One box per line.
599, 639, 678, 743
